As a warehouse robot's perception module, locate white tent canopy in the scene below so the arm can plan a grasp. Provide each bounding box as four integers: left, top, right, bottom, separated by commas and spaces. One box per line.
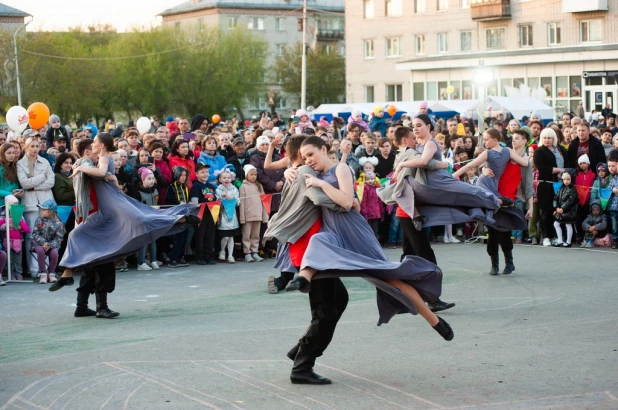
429, 100, 479, 119
484, 96, 554, 121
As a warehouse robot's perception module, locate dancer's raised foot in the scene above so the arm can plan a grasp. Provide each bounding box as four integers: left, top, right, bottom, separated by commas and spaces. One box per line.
412, 215, 427, 231
285, 276, 311, 293
48, 276, 74, 292
433, 316, 454, 341
428, 299, 455, 313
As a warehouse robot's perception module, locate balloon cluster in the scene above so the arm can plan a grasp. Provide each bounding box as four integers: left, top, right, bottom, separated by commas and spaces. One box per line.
5, 102, 51, 133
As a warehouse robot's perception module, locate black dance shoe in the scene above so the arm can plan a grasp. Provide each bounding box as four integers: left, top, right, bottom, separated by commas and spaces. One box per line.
48, 276, 74, 292
433, 316, 454, 341
285, 276, 311, 293
412, 215, 428, 231
500, 197, 516, 208
290, 371, 332, 385
428, 300, 456, 313
96, 308, 120, 319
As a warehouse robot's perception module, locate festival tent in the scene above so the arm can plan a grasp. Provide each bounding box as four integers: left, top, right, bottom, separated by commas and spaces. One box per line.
311, 104, 348, 122
429, 100, 478, 120
329, 101, 437, 121
484, 96, 555, 123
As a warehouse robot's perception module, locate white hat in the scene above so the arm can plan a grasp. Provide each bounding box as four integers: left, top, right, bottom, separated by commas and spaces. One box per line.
578, 154, 590, 165
243, 164, 257, 175
256, 136, 270, 147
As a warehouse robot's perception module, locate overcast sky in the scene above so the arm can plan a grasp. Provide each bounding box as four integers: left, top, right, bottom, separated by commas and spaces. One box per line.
4, 0, 184, 32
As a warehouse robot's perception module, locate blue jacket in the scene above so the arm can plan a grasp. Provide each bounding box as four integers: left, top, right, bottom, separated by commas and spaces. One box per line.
606, 177, 618, 211
369, 116, 387, 137
0, 166, 20, 207
197, 151, 227, 184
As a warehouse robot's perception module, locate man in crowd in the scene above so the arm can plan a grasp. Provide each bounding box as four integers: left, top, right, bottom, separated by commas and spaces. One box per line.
567, 123, 607, 171
529, 121, 542, 144
561, 113, 573, 129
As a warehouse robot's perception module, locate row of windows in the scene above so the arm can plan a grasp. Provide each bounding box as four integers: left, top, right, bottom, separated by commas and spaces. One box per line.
363, 20, 603, 58
225, 16, 343, 31
364, 85, 403, 103
274, 44, 345, 57
364, 0, 470, 18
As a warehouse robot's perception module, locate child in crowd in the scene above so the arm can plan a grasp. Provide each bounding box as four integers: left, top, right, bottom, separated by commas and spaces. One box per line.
463, 167, 479, 185
591, 163, 613, 201
369, 106, 387, 137
294, 109, 314, 134
358, 156, 379, 181
198, 136, 227, 185
165, 166, 190, 268
217, 133, 235, 160
582, 200, 611, 247
360, 171, 384, 234
134, 167, 159, 271
31, 199, 64, 283
605, 158, 618, 249
552, 170, 578, 248
453, 148, 468, 174
190, 163, 217, 265
0, 243, 7, 286
45, 114, 69, 148
347, 110, 370, 132
239, 164, 268, 263
215, 168, 240, 263
0, 194, 30, 281
574, 154, 596, 243
327, 150, 338, 163
355, 133, 378, 158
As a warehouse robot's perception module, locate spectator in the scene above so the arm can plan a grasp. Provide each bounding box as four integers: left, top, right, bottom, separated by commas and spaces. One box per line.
0, 194, 30, 281
31, 199, 64, 283
227, 138, 251, 182
0, 142, 23, 207
197, 136, 227, 185
582, 200, 611, 248
149, 142, 171, 205
574, 154, 596, 244
566, 123, 606, 172
239, 165, 268, 263
84, 118, 98, 138
45, 114, 70, 148
17, 137, 55, 277
129, 147, 167, 202
336, 139, 361, 174
53, 152, 76, 262
552, 170, 578, 248
168, 139, 196, 189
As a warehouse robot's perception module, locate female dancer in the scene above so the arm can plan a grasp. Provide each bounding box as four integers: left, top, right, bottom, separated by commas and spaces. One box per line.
49, 133, 198, 291
284, 137, 453, 340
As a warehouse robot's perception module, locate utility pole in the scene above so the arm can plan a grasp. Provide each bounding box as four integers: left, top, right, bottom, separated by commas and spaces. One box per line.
300, 0, 307, 110
13, 18, 32, 107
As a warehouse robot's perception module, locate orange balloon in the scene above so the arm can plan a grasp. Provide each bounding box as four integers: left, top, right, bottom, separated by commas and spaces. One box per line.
387, 105, 397, 117
27, 102, 51, 130
212, 114, 221, 124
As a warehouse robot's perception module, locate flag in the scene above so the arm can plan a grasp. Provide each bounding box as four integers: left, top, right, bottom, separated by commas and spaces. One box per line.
207, 201, 221, 222
552, 181, 562, 194
575, 186, 591, 206
56, 206, 73, 224
380, 177, 390, 187
600, 188, 612, 210
8, 204, 25, 227
197, 203, 207, 221
260, 194, 272, 215
222, 198, 237, 220
355, 182, 365, 203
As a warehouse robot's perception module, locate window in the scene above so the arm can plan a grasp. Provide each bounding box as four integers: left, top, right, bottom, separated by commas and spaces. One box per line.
460, 0, 470, 8
437, 33, 448, 53
486, 28, 505, 49
548, 23, 561, 45
197, 18, 204, 32
227, 17, 238, 29
386, 84, 403, 102
437, 0, 449, 11
414, 0, 425, 13
247, 17, 264, 30
415, 35, 425, 55
339, 46, 345, 56
413, 83, 425, 100
581, 20, 602, 42
277, 98, 287, 109
386, 37, 401, 57
363, 0, 374, 19
364, 39, 374, 59
460, 31, 472, 51
324, 45, 332, 54
385, 0, 402, 16
427, 82, 438, 100
365, 86, 375, 103
519, 25, 533, 47
275, 17, 285, 31
275, 44, 284, 57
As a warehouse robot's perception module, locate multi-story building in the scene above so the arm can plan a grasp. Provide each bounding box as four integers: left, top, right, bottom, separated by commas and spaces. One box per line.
346, 0, 617, 117
0, 3, 30, 33
159, 0, 345, 114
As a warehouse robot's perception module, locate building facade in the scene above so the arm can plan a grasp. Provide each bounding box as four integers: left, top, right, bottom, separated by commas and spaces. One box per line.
159, 0, 344, 114
346, 0, 618, 117
0, 3, 30, 33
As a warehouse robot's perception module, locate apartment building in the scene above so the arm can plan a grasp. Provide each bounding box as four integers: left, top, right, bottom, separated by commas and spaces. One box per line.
346, 0, 618, 116
0, 3, 30, 33
159, 0, 344, 113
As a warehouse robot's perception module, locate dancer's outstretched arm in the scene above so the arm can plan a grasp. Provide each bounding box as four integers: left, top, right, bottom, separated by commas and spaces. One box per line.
304, 163, 354, 210
508, 148, 529, 166
264, 135, 290, 169
452, 150, 489, 179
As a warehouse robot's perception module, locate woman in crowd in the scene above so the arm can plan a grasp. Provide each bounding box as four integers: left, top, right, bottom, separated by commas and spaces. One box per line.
53, 152, 76, 262
129, 147, 167, 202
532, 128, 568, 247
0, 143, 23, 207
168, 139, 196, 189
17, 137, 56, 277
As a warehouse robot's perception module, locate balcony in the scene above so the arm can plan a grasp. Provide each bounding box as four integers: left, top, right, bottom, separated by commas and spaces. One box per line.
470, 0, 511, 21
563, 0, 608, 12
316, 29, 344, 42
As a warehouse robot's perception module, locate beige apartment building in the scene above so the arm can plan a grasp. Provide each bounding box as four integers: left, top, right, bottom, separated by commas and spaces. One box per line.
346, 0, 618, 117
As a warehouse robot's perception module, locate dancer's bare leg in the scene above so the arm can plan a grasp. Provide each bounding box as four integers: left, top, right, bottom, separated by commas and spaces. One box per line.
60, 268, 74, 279
386, 279, 439, 326
298, 267, 317, 282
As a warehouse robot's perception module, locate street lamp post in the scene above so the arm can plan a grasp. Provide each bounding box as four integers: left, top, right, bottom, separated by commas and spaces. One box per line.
300, 0, 307, 110
13, 18, 32, 107
473, 68, 494, 140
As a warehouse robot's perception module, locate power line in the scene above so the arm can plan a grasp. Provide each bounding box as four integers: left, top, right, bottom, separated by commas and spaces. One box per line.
20, 44, 194, 61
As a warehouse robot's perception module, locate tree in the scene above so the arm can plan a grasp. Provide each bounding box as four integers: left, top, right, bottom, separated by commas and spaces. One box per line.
273, 44, 345, 108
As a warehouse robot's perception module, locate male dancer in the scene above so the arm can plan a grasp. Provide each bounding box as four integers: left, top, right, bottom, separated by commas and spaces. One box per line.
392, 127, 455, 312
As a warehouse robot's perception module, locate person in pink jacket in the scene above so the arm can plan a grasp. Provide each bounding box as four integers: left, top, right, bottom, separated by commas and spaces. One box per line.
0, 194, 31, 280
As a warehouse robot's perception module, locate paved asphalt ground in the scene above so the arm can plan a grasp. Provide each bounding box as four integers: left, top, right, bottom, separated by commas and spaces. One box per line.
1, 242, 617, 409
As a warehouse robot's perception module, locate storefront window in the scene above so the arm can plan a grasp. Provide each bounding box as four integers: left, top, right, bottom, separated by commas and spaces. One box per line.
513, 78, 525, 89
413, 82, 425, 100
570, 76, 581, 98
487, 79, 498, 96
450, 81, 461, 100
555, 100, 568, 112
438, 81, 448, 100
541, 77, 552, 98
462, 80, 472, 99
556, 76, 568, 98
586, 77, 602, 86
528, 77, 540, 90
427, 82, 438, 100
501, 78, 512, 96
570, 100, 580, 113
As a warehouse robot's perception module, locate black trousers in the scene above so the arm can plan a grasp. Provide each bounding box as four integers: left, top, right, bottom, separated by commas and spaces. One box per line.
400, 217, 437, 264
195, 211, 215, 256
76, 262, 116, 294
298, 277, 349, 358
58, 212, 76, 265
486, 227, 513, 256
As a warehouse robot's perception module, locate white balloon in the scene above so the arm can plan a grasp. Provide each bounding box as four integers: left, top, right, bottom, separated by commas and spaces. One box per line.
6, 106, 29, 133
136, 116, 152, 134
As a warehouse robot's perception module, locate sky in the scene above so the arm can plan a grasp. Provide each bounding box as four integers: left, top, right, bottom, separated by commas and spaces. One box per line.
3, 0, 185, 32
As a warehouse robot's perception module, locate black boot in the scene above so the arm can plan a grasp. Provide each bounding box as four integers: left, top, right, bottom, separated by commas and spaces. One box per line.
489, 254, 499, 275
290, 346, 332, 385
428, 298, 456, 313
433, 316, 454, 341
503, 251, 515, 275
74, 292, 96, 317
95, 292, 119, 319
49, 276, 74, 292
285, 276, 311, 293
203, 251, 217, 265
287, 344, 299, 361
195, 251, 208, 265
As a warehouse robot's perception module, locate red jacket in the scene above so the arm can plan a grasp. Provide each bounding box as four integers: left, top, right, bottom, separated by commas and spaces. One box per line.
575, 169, 595, 206
168, 155, 196, 190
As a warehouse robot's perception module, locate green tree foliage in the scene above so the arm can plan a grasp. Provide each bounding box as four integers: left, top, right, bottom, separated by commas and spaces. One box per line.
0, 25, 268, 124
273, 44, 345, 108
